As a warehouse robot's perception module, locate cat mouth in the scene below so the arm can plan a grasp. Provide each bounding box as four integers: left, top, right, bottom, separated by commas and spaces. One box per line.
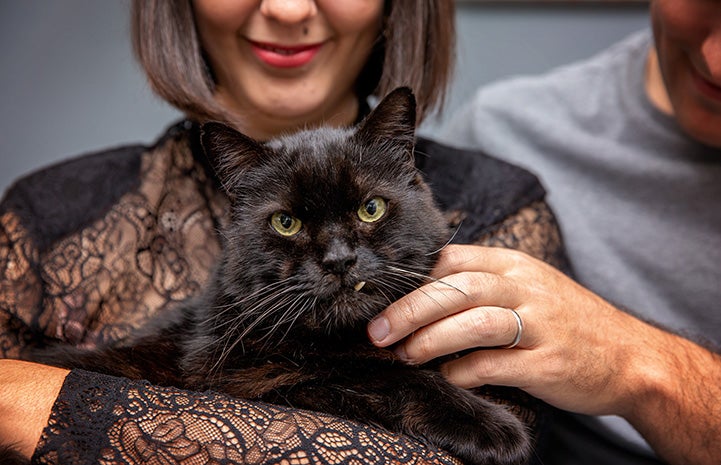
314, 275, 371, 299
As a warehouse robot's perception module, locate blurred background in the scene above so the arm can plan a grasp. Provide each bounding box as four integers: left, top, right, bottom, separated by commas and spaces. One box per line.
0, 1, 648, 194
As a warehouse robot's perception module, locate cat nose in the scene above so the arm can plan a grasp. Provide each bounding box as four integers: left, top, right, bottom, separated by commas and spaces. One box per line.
322, 241, 357, 275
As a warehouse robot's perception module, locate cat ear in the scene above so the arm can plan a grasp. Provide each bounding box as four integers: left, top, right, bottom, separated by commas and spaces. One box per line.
355, 87, 416, 162
200, 122, 267, 190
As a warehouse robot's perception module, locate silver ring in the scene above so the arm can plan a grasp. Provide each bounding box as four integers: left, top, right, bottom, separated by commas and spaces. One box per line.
504, 308, 523, 349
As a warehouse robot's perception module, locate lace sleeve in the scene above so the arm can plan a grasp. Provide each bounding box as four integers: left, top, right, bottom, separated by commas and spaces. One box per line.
33, 369, 461, 465
474, 200, 571, 273
0, 211, 43, 358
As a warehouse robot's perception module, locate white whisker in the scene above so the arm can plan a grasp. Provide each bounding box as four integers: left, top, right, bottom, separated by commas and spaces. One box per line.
208, 281, 307, 376
386, 264, 467, 296
426, 221, 463, 256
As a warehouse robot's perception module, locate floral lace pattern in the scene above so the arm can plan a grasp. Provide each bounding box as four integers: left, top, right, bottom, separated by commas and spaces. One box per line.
475, 200, 570, 273
1, 125, 565, 464
34, 370, 462, 465
1, 133, 228, 358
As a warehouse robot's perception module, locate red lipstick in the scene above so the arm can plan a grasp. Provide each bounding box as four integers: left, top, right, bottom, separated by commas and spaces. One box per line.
249, 40, 323, 68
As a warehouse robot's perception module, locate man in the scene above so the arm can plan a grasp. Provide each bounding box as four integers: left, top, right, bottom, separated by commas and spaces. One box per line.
368, 1, 721, 463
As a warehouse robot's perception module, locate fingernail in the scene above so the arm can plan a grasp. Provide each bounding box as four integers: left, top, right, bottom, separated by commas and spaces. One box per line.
393, 345, 410, 362
367, 316, 390, 344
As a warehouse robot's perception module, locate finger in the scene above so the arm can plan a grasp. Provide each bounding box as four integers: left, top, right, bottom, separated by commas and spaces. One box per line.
440, 348, 536, 390
396, 306, 525, 365
430, 244, 563, 288
368, 271, 522, 347
430, 244, 526, 279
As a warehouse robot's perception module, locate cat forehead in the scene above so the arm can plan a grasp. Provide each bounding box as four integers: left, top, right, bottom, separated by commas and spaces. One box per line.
264, 125, 409, 173
227, 124, 416, 205
238, 132, 409, 211
264, 132, 368, 177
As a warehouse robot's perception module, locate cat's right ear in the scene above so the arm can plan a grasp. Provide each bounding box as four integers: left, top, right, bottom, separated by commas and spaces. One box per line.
200, 122, 266, 192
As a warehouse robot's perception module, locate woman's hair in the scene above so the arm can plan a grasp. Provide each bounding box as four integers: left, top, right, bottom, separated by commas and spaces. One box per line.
130, 0, 455, 124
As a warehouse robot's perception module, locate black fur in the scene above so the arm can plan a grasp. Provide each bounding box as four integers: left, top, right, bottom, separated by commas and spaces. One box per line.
32, 88, 531, 465
0, 445, 28, 465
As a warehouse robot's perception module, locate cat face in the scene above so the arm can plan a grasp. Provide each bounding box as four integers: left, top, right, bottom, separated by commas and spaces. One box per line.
202, 88, 448, 334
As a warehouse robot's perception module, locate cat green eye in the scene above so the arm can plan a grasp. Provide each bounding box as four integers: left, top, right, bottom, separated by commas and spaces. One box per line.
271, 212, 302, 236
358, 197, 387, 223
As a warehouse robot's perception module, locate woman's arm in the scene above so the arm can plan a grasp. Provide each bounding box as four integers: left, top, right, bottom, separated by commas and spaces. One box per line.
29, 368, 461, 465
0, 361, 463, 465
0, 360, 68, 459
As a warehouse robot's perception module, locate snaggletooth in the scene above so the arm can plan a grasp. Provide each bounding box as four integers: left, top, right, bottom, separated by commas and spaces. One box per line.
354, 281, 366, 292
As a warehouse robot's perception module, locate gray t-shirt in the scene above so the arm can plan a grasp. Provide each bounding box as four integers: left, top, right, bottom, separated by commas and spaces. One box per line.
440, 30, 721, 464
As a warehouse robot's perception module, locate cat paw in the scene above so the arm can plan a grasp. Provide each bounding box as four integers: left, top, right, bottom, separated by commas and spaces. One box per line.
442, 410, 531, 465
406, 396, 532, 465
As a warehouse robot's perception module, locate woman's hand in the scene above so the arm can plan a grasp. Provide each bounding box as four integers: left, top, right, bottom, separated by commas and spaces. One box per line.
368, 244, 670, 417
0, 359, 69, 459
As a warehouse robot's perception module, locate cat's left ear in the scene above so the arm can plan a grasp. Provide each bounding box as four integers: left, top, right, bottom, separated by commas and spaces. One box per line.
354, 87, 416, 164
201, 122, 267, 192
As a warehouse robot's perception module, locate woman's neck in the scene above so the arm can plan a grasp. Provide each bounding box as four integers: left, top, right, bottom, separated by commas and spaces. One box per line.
217, 91, 360, 142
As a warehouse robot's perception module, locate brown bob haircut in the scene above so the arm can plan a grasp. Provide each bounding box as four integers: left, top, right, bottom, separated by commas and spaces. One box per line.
131, 0, 455, 125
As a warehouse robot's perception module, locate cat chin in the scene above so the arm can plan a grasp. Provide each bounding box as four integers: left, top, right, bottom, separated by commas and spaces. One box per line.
308, 291, 386, 332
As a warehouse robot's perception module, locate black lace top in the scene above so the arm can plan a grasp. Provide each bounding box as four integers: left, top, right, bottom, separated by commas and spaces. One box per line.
0, 121, 567, 464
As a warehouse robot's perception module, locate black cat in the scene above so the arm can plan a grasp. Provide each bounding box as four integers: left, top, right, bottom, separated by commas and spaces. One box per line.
27, 88, 531, 465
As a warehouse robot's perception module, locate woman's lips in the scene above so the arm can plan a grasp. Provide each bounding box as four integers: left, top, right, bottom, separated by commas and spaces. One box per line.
249, 40, 323, 68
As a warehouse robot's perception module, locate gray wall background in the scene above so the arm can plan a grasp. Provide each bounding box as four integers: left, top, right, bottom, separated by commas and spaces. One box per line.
0, 1, 649, 194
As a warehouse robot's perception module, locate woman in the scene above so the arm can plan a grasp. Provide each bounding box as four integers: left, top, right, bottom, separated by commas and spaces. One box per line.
0, 1, 565, 463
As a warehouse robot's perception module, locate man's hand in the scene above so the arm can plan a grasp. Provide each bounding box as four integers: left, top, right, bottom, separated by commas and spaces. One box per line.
368, 244, 721, 465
